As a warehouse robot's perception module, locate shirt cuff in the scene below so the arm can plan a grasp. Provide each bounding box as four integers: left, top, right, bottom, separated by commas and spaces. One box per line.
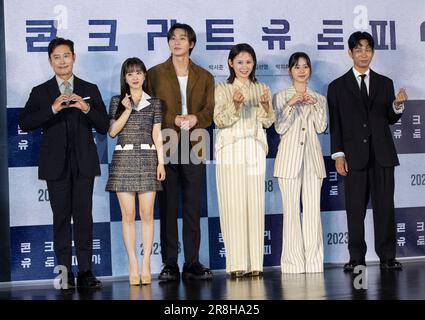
331, 152, 345, 160
393, 102, 404, 114
51, 105, 58, 115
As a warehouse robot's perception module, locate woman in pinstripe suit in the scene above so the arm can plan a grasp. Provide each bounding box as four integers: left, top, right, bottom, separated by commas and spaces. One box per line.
273, 52, 327, 273
214, 43, 275, 278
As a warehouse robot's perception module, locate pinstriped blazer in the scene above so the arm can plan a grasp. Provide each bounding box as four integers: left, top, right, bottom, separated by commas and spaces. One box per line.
273, 86, 327, 179
214, 80, 275, 155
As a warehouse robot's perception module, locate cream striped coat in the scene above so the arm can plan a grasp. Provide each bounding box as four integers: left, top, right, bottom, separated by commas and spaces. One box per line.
214, 79, 275, 152
273, 86, 327, 179
214, 79, 275, 273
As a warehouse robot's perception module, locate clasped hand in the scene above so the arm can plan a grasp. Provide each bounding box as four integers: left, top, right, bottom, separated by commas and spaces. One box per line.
53, 94, 89, 113
288, 92, 317, 107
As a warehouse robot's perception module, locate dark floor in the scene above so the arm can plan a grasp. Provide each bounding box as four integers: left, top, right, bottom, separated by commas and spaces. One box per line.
1, 260, 425, 300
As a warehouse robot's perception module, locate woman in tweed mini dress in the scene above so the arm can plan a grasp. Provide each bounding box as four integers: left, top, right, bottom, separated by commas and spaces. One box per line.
106, 58, 165, 285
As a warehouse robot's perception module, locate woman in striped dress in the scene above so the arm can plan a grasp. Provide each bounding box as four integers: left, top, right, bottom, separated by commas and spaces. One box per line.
273, 52, 327, 273
214, 43, 275, 278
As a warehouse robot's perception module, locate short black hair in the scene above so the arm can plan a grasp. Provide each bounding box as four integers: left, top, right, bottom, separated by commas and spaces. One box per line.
227, 43, 257, 84
288, 52, 312, 78
348, 31, 374, 51
167, 23, 197, 55
48, 37, 74, 57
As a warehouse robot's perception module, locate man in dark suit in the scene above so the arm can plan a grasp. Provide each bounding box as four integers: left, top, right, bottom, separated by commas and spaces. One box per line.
146, 23, 214, 281
328, 31, 408, 272
19, 38, 109, 288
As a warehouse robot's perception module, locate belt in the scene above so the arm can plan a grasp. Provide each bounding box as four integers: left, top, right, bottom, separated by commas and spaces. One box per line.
115, 144, 156, 151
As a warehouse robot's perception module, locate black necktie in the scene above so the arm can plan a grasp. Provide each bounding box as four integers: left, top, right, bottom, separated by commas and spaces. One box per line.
359, 74, 369, 108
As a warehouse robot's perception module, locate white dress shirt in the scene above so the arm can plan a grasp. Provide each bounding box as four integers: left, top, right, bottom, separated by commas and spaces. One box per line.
177, 75, 188, 115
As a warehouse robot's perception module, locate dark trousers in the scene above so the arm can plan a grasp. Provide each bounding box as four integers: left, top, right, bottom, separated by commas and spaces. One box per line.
46, 154, 94, 273
344, 141, 396, 262
158, 145, 205, 266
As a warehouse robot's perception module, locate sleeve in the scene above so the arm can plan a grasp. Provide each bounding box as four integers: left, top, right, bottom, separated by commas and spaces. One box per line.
311, 93, 328, 134
213, 83, 241, 128
83, 84, 110, 134
327, 82, 344, 155
256, 84, 275, 128
331, 151, 345, 159
145, 70, 155, 96
153, 98, 163, 124
194, 72, 215, 129
273, 90, 296, 135
386, 79, 402, 125
146, 68, 178, 130
109, 96, 120, 121
18, 87, 56, 132
392, 102, 404, 114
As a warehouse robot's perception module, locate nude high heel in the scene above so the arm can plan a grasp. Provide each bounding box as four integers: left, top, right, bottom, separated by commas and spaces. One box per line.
129, 275, 141, 286
141, 255, 151, 285
141, 275, 151, 285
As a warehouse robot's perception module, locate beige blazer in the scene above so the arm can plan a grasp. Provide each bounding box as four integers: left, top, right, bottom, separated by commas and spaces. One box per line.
273, 86, 327, 179
214, 79, 275, 155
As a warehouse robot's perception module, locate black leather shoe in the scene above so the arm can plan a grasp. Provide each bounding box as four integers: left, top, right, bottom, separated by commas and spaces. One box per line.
60, 271, 75, 290
343, 260, 366, 272
77, 270, 102, 289
182, 262, 213, 280
158, 264, 180, 281
380, 258, 402, 270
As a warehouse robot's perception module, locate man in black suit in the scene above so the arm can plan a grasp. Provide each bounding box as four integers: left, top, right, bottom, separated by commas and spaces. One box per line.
19, 38, 109, 288
327, 31, 408, 272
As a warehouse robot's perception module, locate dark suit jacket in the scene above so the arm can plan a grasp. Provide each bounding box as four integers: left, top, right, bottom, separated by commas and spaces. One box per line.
19, 76, 109, 180
145, 57, 214, 132
327, 69, 401, 170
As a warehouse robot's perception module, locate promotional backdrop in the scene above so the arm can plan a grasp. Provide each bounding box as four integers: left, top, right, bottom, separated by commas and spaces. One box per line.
4, 0, 425, 281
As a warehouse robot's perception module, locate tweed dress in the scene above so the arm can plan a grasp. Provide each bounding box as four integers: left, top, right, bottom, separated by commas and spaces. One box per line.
106, 95, 163, 192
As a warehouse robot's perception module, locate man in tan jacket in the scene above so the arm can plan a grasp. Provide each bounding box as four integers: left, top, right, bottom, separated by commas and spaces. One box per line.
146, 23, 214, 281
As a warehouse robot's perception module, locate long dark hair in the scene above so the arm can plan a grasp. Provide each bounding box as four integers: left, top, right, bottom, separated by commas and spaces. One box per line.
227, 43, 257, 84
115, 57, 147, 119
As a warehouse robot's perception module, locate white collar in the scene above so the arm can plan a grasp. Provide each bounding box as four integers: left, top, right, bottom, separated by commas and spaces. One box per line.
133, 91, 151, 111
56, 75, 74, 88
352, 67, 370, 79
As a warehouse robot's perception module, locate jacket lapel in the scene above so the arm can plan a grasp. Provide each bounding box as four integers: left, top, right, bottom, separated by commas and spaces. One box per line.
344, 69, 361, 101
73, 76, 84, 97
186, 60, 199, 113
344, 69, 368, 116
46, 77, 68, 131
68, 75, 82, 129
46, 76, 61, 102
165, 57, 182, 109
368, 69, 378, 109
